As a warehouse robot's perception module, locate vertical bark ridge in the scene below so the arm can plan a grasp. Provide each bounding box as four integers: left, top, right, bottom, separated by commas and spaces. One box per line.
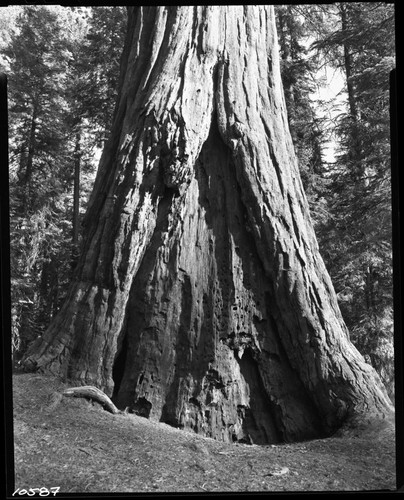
213, 4, 392, 431
111, 116, 332, 443
22, 5, 393, 442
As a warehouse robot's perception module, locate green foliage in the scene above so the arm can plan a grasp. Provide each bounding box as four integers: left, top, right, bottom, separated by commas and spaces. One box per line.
6, 7, 70, 211
4, 4, 395, 402
3, 6, 127, 362
275, 5, 331, 230
318, 4, 394, 399
69, 6, 126, 145
276, 2, 395, 399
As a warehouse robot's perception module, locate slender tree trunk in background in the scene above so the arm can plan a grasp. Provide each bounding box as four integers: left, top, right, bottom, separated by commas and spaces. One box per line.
339, 3, 362, 181
276, 7, 296, 144
19, 102, 38, 211
72, 132, 81, 247
340, 3, 378, 332
22, 6, 393, 444
71, 132, 81, 269
340, 4, 358, 121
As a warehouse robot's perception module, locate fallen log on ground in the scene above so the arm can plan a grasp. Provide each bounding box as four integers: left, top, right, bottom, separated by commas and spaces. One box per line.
62, 385, 121, 414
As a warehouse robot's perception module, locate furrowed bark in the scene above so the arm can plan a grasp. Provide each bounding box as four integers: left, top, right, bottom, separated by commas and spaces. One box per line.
22, 6, 393, 444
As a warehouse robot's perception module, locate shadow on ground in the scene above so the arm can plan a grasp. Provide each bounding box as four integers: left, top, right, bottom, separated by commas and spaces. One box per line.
11, 373, 396, 493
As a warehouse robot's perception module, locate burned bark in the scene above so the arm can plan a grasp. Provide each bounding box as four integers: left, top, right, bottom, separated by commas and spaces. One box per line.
22, 6, 393, 444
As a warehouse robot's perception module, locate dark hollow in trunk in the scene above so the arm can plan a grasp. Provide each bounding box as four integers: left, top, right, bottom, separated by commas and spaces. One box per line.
22, 6, 394, 445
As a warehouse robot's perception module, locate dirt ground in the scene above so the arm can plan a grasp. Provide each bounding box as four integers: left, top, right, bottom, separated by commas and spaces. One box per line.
10, 373, 398, 494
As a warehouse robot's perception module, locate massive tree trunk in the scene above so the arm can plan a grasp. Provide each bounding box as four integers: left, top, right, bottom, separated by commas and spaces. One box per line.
22, 6, 393, 444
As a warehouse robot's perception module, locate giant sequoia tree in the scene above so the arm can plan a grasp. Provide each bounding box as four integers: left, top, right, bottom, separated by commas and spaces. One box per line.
22, 6, 393, 444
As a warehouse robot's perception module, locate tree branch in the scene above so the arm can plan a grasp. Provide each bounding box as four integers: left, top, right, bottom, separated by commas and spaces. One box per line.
62, 385, 121, 414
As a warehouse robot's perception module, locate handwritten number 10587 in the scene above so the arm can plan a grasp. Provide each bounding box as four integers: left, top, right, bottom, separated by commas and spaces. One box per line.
12, 487, 60, 496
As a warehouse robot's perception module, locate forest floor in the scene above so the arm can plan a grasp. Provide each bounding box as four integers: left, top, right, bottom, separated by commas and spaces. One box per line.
11, 373, 397, 495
